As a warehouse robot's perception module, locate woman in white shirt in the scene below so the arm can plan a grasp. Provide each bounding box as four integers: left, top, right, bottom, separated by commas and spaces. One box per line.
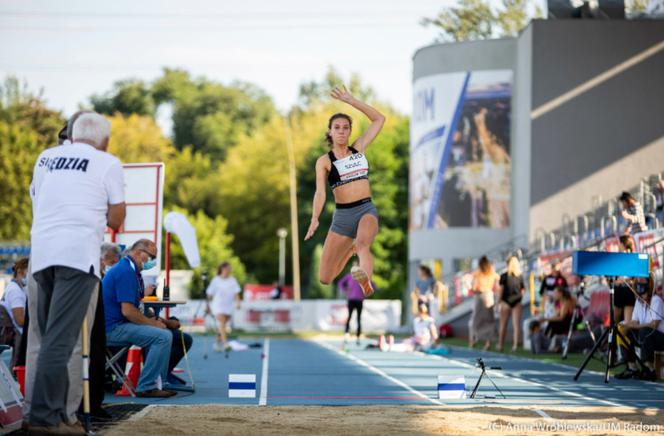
616, 273, 664, 381
390, 303, 438, 352
205, 262, 241, 352
1, 258, 28, 367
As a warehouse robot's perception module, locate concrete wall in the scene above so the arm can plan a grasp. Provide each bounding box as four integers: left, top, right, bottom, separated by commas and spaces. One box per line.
529, 20, 664, 236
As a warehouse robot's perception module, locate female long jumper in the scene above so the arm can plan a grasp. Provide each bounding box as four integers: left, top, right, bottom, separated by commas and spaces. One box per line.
304, 86, 385, 297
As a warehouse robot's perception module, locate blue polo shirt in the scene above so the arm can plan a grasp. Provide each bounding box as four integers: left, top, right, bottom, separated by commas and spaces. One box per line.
102, 256, 143, 333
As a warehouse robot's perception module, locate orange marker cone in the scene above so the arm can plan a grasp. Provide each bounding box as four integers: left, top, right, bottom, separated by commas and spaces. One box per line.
116, 345, 143, 397
378, 334, 385, 351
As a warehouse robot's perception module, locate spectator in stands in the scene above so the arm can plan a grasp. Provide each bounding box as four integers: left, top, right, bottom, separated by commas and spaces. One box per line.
528, 320, 551, 354
0, 257, 28, 368
619, 191, 646, 235
470, 256, 499, 351
616, 273, 664, 381
614, 236, 636, 326
542, 286, 576, 338
497, 256, 525, 352
103, 239, 175, 398
411, 265, 445, 315
206, 262, 241, 353
539, 262, 567, 318
655, 180, 664, 227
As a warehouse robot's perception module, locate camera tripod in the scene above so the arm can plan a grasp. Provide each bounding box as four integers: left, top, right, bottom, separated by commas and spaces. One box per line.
562, 281, 589, 360
573, 277, 645, 383
469, 358, 506, 399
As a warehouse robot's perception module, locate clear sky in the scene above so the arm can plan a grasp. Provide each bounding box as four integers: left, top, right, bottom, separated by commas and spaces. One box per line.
0, 0, 455, 117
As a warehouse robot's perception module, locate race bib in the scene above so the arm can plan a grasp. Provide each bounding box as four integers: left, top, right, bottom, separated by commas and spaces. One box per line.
333, 153, 368, 181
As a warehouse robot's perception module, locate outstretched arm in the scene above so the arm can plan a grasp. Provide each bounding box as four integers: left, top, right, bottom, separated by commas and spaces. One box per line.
331, 86, 385, 153
305, 156, 328, 241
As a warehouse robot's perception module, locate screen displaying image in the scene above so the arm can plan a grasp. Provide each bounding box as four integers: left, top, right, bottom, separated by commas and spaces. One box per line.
410, 70, 512, 231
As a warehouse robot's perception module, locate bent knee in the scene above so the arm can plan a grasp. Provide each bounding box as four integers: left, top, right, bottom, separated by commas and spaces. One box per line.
319, 270, 334, 285
155, 329, 172, 344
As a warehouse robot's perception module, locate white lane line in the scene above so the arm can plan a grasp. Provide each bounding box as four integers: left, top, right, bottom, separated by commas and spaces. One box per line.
128, 404, 155, 421
316, 340, 442, 406
417, 351, 622, 408
535, 409, 554, 421
531, 39, 664, 120
259, 338, 270, 406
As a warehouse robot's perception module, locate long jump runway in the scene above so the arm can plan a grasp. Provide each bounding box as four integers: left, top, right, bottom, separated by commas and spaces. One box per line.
104, 336, 664, 409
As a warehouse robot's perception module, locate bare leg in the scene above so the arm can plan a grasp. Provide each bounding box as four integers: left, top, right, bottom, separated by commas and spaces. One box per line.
614, 306, 623, 324
497, 302, 510, 351
624, 306, 633, 325
511, 303, 522, 351
355, 215, 378, 279
217, 314, 230, 348
320, 232, 355, 284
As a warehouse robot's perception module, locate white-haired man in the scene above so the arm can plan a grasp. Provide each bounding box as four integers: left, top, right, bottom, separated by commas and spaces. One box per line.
28, 112, 125, 433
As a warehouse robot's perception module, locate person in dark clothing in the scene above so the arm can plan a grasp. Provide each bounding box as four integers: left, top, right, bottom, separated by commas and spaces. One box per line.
166, 322, 193, 386
497, 256, 525, 352
543, 287, 575, 337
614, 235, 636, 325
616, 273, 664, 381
83, 242, 121, 420
539, 262, 567, 317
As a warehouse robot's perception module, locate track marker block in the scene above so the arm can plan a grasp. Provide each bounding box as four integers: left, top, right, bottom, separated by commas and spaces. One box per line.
228, 374, 256, 398
437, 375, 466, 399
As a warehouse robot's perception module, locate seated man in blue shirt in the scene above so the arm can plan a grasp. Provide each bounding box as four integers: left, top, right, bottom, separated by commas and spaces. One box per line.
102, 239, 175, 398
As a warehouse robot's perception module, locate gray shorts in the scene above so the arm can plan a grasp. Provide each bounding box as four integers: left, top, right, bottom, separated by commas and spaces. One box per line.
330, 198, 379, 239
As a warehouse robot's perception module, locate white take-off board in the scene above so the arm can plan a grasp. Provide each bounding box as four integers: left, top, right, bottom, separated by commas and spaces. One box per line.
104, 163, 165, 276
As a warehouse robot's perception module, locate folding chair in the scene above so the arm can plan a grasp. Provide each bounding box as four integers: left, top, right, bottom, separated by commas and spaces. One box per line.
105, 346, 135, 397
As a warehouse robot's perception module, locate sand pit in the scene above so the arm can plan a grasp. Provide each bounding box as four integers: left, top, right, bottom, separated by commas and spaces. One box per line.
102, 405, 664, 435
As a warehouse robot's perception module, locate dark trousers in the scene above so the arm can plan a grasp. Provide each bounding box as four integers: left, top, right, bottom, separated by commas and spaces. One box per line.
622, 328, 664, 364
168, 329, 193, 374
345, 300, 363, 337
87, 285, 106, 413
30, 266, 96, 426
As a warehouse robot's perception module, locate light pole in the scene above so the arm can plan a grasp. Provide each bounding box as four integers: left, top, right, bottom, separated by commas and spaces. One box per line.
277, 228, 288, 286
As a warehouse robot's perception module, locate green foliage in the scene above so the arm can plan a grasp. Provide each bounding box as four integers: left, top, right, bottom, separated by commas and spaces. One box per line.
214, 116, 291, 283
107, 113, 175, 163
626, 0, 649, 14
306, 244, 334, 299
422, 0, 542, 41
0, 78, 63, 240
2, 69, 410, 301
167, 207, 246, 299
297, 66, 375, 109
90, 68, 277, 163
91, 79, 155, 116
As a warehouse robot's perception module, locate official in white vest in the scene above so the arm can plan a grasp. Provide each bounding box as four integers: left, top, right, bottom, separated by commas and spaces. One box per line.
27, 112, 125, 433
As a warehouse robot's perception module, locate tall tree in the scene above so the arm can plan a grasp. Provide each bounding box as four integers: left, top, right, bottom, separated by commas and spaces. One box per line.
167, 207, 246, 299
422, 0, 542, 42
0, 78, 63, 240
107, 113, 175, 163
91, 79, 155, 116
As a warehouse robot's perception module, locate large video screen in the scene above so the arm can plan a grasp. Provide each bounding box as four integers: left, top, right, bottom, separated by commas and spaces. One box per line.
410, 70, 512, 231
